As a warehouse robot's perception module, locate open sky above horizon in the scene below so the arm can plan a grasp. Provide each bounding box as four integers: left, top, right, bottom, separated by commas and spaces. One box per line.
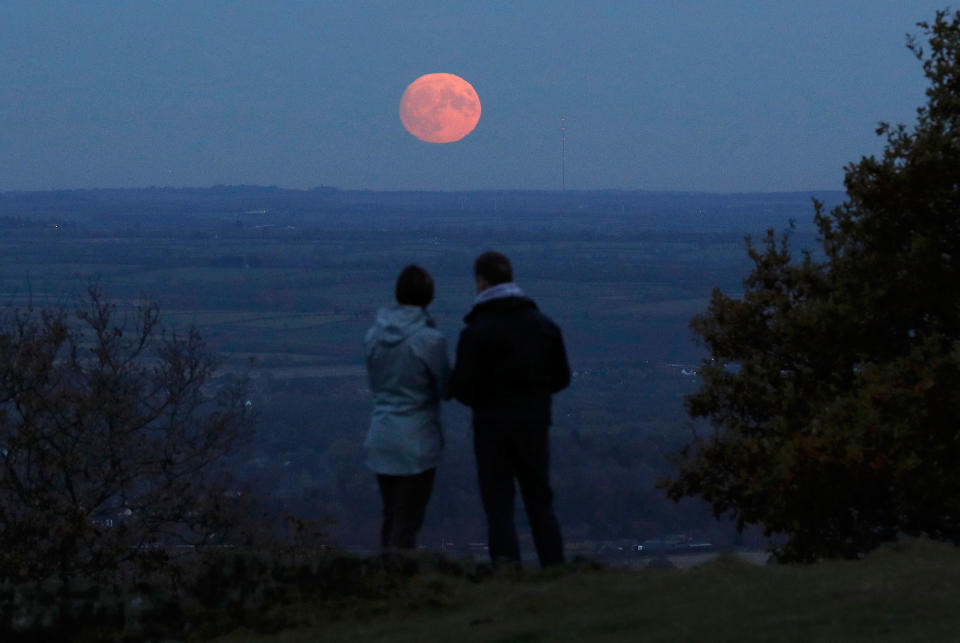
0, 1, 952, 193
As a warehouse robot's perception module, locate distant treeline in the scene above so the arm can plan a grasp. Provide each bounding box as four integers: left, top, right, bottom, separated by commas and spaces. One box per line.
0, 185, 845, 234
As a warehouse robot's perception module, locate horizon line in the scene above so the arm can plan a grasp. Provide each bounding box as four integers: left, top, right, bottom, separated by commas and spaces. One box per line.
0, 184, 847, 197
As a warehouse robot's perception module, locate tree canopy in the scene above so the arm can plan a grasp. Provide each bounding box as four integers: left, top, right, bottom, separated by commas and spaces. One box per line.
666, 10, 960, 562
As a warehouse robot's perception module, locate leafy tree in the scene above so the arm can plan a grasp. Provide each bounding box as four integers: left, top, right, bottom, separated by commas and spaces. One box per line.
0, 287, 251, 583
665, 10, 960, 561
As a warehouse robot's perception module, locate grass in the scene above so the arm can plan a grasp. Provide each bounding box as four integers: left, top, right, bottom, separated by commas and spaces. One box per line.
212, 540, 960, 643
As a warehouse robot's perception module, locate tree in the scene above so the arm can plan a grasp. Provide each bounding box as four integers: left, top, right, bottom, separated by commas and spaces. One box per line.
0, 286, 251, 583
665, 10, 960, 562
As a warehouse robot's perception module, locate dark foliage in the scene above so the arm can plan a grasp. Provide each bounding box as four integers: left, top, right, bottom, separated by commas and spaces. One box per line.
666, 11, 960, 562
0, 286, 251, 584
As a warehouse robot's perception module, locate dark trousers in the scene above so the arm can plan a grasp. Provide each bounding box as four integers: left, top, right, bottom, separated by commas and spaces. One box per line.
473, 423, 564, 568
376, 468, 436, 550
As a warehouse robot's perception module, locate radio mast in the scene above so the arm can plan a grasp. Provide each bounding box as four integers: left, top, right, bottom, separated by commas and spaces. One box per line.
560, 116, 567, 191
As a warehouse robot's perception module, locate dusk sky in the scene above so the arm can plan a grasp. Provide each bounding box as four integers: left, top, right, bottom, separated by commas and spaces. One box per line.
0, 1, 950, 193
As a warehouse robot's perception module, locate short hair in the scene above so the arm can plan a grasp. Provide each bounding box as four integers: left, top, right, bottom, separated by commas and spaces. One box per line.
395, 264, 435, 307
474, 251, 513, 286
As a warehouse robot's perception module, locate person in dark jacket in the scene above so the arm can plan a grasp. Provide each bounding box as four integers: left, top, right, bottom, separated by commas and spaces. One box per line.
449, 251, 570, 568
364, 265, 451, 550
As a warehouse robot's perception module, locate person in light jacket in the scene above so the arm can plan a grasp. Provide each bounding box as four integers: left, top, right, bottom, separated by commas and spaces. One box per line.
364, 264, 451, 550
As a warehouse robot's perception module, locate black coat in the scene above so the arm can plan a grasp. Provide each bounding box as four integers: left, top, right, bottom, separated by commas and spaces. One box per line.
449, 296, 570, 426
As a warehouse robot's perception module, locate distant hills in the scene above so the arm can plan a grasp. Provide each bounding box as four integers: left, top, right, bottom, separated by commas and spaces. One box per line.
0, 185, 846, 234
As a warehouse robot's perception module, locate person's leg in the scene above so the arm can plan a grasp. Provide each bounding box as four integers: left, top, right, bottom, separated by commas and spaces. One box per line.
512, 425, 564, 568
376, 474, 397, 550
389, 468, 436, 549
474, 425, 521, 564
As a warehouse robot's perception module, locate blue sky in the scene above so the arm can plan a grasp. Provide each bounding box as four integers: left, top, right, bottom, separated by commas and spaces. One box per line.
0, 1, 951, 192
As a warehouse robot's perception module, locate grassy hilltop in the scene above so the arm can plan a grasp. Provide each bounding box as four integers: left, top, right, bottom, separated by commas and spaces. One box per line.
206, 540, 960, 643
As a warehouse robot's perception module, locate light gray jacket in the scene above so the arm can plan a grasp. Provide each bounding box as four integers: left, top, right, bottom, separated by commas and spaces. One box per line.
363, 304, 451, 475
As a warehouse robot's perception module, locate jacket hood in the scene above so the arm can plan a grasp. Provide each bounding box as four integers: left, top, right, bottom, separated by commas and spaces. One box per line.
474, 282, 526, 304
464, 296, 538, 323
370, 304, 431, 346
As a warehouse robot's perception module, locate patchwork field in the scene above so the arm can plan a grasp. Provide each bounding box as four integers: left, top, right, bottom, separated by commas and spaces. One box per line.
0, 188, 839, 548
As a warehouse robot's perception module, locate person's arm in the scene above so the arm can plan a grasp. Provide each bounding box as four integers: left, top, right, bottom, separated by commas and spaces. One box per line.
363, 333, 377, 391
421, 334, 452, 400
550, 327, 571, 394
448, 326, 479, 406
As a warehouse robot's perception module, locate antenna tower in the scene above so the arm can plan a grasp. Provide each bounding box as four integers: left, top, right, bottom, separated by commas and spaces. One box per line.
560, 116, 566, 191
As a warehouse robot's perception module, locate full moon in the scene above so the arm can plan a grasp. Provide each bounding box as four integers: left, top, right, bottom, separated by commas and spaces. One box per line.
399, 73, 481, 144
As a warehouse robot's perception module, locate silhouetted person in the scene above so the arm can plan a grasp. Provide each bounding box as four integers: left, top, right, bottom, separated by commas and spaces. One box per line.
449, 251, 570, 567
364, 265, 451, 550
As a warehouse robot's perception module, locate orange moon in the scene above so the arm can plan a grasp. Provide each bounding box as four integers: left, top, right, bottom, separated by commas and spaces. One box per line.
399, 73, 481, 143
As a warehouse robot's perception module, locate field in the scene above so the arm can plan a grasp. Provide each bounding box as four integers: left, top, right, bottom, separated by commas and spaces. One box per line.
0, 187, 841, 548
13, 188, 953, 643
209, 540, 958, 643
